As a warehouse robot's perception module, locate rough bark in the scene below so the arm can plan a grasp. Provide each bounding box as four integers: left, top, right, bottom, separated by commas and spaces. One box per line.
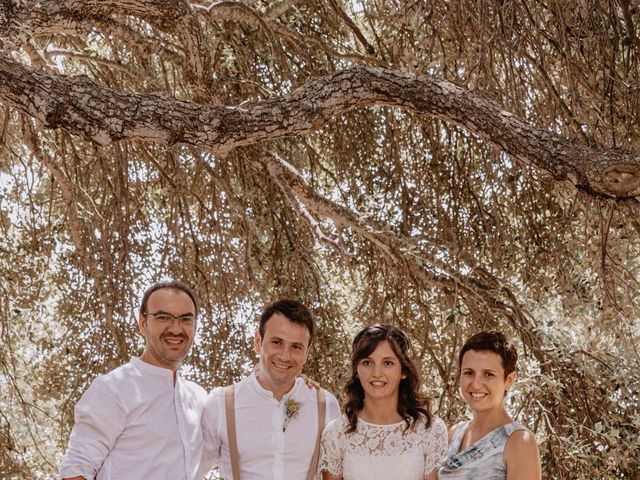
1, 52, 638, 198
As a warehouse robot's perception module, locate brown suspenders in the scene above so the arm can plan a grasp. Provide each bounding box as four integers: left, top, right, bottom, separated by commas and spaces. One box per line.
307, 388, 326, 480
224, 385, 327, 480
224, 385, 241, 480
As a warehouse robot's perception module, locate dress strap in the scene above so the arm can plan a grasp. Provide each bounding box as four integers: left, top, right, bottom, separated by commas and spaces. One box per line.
306, 388, 326, 480
504, 422, 528, 437
224, 385, 241, 480
451, 420, 470, 453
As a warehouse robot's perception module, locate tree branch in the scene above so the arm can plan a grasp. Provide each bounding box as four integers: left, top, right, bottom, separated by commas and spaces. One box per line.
20, 119, 129, 358
1, 52, 639, 197
328, 0, 375, 55
197, 1, 286, 67
251, 147, 548, 366
6, 0, 213, 100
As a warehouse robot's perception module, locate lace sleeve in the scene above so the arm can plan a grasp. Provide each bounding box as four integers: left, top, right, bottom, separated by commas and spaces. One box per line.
319, 416, 345, 476
423, 416, 449, 476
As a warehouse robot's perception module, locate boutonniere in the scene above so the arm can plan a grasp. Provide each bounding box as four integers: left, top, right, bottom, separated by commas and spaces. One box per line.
283, 398, 304, 432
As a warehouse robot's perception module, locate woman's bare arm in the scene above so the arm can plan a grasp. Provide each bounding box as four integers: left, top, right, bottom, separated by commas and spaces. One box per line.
504, 430, 542, 480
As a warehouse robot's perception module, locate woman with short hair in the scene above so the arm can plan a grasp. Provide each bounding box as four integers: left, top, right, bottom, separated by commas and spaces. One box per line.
439, 331, 541, 480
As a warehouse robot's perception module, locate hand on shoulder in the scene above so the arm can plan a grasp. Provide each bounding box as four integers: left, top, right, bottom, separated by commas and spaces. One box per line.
299, 373, 321, 390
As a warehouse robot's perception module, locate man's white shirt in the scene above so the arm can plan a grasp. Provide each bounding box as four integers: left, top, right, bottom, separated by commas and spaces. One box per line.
198, 372, 340, 480
58, 357, 206, 480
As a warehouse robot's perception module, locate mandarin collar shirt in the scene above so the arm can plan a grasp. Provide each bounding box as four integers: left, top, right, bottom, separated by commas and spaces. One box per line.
198, 371, 340, 480
58, 357, 206, 480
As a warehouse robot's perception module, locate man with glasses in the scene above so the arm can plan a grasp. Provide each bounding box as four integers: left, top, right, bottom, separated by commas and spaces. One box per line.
59, 280, 206, 480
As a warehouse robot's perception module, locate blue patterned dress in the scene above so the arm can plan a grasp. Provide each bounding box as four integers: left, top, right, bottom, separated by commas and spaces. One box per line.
439, 421, 528, 479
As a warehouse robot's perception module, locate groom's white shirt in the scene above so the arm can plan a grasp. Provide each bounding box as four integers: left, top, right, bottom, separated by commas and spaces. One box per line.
197, 372, 340, 480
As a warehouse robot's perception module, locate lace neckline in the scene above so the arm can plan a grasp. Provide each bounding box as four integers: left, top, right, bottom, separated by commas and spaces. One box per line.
357, 416, 406, 428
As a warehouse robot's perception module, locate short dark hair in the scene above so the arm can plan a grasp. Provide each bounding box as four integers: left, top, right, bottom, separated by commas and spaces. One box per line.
459, 331, 518, 378
139, 280, 198, 317
258, 299, 314, 344
344, 324, 432, 433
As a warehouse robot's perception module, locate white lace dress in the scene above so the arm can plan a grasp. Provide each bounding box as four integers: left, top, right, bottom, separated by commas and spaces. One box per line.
320, 414, 448, 480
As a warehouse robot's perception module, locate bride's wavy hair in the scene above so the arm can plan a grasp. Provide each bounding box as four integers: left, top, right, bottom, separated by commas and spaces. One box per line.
344, 324, 432, 433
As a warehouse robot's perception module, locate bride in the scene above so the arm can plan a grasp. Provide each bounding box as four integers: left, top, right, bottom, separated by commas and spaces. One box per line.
320, 324, 447, 480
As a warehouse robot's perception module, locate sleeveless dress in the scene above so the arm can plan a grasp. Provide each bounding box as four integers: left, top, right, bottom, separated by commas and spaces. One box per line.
439, 421, 528, 479
320, 414, 448, 480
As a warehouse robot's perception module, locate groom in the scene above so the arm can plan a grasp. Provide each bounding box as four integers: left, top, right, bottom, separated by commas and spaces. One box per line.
197, 299, 340, 479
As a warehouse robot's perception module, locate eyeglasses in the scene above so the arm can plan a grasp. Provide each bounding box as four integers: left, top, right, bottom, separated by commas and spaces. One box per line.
143, 312, 196, 326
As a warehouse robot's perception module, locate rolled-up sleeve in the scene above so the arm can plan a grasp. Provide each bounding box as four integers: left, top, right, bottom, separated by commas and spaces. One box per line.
58, 377, 125, 479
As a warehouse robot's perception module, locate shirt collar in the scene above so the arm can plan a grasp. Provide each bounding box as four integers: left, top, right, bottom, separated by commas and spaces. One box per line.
248, 368, 300, 402
131, 356, 179, 378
